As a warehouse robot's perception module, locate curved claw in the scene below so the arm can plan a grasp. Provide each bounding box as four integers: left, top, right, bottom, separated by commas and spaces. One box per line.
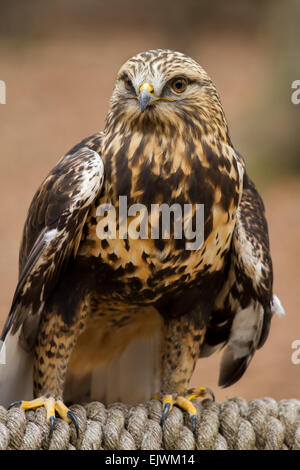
67, 410, 79, 438
160, 402, 171, 425
49, 415, 56, 437
206, 387, 215, 402
8, 400, 22, 410
157, 387, 215, 435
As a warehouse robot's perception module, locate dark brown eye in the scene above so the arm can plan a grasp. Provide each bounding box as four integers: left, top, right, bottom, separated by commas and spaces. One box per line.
171, 77, 188, 93
124, 76, 133, 91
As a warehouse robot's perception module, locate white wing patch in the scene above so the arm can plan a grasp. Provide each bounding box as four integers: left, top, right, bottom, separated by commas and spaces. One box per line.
218, 300, 265, 386
271, 294, 285, 317
234, 215, 267, 287
224, 301, 264, 361
44, 229, 58, 244
75, 148, 104, 206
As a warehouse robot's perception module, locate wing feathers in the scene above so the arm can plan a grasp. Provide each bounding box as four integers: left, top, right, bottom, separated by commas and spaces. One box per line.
218, 301, 264, 387
1, 146, 104, 345
209, 173, 282, 387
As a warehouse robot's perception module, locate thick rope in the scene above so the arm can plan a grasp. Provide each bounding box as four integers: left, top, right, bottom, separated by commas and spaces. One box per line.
0, 397, 300, 450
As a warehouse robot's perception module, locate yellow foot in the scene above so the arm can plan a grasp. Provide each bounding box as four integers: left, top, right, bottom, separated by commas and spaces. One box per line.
8, 396, 79, 437
154, 387, 215, 431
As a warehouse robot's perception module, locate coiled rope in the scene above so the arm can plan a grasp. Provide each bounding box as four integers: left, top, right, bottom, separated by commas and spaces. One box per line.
0, 397, 299, 450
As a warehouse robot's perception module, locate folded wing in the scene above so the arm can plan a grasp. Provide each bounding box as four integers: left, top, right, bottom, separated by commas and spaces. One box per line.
1, 145, 104, 349
201, 173, 283, 387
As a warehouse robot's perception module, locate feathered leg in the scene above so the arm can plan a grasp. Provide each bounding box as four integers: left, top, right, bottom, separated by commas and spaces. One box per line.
9, 302, 88, 435
157, 315, 214, 430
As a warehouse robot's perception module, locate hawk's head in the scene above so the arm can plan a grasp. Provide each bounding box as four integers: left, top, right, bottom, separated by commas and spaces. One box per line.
106, 49, 228, 139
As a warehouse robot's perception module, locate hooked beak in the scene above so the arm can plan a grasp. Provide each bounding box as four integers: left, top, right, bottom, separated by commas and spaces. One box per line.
138, 83, 155, 112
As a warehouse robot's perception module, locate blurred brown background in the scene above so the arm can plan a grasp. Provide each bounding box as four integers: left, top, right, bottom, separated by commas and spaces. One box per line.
0, 0, 299, 402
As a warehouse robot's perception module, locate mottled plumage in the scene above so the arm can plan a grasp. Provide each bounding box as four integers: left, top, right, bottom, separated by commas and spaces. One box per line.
0, 49, 284, 429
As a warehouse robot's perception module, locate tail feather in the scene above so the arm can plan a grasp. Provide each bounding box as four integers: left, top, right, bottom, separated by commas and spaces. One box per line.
218, 302, 264, 388
64, 334, 160, 405
0, 332, 33, 408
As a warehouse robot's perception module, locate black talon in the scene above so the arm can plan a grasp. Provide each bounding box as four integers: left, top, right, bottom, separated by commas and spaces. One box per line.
206, 387, 215, 401
160, 402, 171, 425
191, 414, 197, 432
49, 415, 56, 438
8, 400, 22, 410
67, 410, 79, 438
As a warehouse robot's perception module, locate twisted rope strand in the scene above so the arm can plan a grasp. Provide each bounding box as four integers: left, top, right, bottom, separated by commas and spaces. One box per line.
0, 397, 299, 450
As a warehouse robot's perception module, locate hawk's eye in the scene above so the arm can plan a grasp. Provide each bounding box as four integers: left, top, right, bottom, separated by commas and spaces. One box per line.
124, 77, 134, 92
170, 77, 188, 94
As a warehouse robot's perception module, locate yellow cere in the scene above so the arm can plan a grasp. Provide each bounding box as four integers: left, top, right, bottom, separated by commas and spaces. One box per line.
139, 82, 154, 94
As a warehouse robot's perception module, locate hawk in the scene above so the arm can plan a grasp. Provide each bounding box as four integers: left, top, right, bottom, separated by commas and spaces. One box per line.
0, 49, 284, 433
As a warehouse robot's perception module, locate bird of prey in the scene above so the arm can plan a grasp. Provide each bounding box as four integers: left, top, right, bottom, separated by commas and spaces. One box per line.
0, 49, 284, 433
